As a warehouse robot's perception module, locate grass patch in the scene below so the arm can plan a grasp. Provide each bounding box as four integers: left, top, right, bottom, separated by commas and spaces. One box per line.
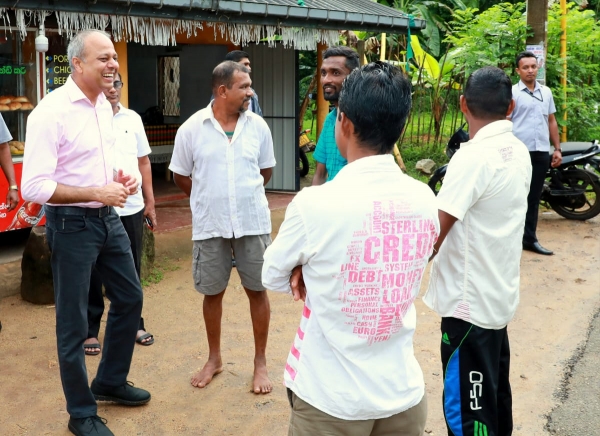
141, 257, 181, 287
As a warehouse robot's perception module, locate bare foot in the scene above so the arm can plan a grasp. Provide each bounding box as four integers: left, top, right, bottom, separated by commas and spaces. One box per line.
253, 358, 272, 394
191, 358, 223, 388
83, 337, 100, 354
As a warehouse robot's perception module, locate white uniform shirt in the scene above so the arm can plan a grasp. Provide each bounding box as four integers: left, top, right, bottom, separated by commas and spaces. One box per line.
169, 104, 276, 240
263, 155, 440, 420
423, 120, 532, 329
113, 103, 152, 216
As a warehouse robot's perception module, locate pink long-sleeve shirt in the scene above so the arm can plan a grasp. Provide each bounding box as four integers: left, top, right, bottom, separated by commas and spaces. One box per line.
21, 76, 115, 208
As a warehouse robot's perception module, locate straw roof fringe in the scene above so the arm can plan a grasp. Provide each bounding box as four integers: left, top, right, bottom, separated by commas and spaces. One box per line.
5, 8, 338, 49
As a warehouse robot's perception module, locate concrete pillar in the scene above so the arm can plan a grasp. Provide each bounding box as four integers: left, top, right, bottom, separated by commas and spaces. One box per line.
526, 0, 548, 49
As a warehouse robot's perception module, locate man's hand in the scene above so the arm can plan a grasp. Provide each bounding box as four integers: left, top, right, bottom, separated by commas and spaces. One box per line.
97, 182, 129, 207
144, 199, 157, 229
290, 265, 306, 302
5, 190, 18, 211
115, 169, 138, 195
551, 150, 562, 168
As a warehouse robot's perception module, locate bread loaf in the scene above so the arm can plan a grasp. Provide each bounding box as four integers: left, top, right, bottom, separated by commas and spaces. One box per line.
13, 96, 29, 103
20, 103, 33, 110
0, 97, 11, 104
0, 104, 9, 111
9, 102, 21, 110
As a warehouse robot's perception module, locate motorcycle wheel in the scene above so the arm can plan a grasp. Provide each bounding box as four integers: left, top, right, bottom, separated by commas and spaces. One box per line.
298, 148, 310, 178
547, 168, 600, 220
428, 173, 444, 195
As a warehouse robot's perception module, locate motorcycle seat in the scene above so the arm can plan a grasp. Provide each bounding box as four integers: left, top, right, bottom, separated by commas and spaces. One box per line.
552, 141, 598, 156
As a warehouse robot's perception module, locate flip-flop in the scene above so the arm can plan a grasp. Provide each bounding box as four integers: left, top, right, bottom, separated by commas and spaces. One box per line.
83, 343, 101, 356
136, 333, 154, 346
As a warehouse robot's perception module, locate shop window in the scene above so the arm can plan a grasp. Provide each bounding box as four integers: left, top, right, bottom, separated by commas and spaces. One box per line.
158, 55, 180, 117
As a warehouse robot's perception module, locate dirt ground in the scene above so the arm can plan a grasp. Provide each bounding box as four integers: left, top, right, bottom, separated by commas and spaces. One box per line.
0, 207, 598, 436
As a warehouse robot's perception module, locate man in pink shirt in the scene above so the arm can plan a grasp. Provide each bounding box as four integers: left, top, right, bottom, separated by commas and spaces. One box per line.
21, 30, 150, 436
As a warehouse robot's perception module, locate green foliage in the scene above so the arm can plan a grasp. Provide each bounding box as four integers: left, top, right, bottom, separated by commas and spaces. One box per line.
445, 3, 529, 77
546, 4, 600, 140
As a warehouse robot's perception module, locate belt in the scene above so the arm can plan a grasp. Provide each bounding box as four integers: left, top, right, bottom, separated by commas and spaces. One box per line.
45, 205, 112, 217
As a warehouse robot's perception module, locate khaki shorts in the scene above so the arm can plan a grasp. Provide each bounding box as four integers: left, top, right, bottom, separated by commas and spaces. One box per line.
192, 234, 271, 296
287, 389, 427, 436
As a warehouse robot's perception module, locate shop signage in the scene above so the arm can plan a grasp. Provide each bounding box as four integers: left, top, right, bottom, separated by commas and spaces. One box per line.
45, 53, 71, 93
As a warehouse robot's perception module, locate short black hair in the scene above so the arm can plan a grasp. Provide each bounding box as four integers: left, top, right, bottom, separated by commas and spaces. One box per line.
463, 66, 512, 120
225, 50, 250, 63
515, 51, 537, 69
323, 46, 360, 72
212, 61, 250, 92
338, 61, 412, 154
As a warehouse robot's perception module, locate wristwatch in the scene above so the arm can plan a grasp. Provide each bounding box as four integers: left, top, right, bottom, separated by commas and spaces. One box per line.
555, 148, 562, 153
9, 184, 18, 191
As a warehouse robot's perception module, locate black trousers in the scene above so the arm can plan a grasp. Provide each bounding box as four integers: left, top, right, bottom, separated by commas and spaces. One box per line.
44, 205, 143, 418
441, 317, 512, 436
523, 151, 550, 245
88, 209, 145, 339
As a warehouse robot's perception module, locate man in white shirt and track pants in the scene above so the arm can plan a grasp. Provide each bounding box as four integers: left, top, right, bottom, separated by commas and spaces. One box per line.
423, 67, 532, 436
263, 62, 439, 436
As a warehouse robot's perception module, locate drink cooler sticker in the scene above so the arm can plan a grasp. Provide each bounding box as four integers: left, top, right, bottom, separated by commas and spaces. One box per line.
0, 163, 46, 232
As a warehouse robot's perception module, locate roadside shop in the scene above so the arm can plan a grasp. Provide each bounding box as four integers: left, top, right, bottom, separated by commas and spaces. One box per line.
0, 0, 423, 234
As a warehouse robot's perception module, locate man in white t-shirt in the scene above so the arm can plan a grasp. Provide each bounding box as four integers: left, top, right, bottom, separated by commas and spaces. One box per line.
263, 62, 439, 435
423, 67, 532, 436
84, 73, 157, 356
170, 61, 276, 394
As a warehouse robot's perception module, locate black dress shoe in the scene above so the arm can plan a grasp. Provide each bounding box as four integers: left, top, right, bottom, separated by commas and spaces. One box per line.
68, 415, 114, 436
523, 241, 554, 255
91, 379, 151, 406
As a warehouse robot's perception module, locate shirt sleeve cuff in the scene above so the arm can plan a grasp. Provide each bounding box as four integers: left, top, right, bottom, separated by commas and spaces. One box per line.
437, 199, 465, 222
168, 163, 191, 177
23, 180, 57, 204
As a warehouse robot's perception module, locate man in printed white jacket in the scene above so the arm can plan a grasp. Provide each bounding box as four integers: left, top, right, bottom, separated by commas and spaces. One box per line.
262, 62, 440, 436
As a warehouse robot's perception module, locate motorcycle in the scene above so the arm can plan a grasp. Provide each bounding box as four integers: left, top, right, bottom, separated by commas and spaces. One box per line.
428, 127, 600, 221
298, 129, 316, 178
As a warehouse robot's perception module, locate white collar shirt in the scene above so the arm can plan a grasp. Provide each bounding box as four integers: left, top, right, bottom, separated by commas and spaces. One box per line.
262, 155, 440, 420
169, 103, 275, 240
113, 103, 152, 216
423, 120, 532, 329
511, 80, 556, 152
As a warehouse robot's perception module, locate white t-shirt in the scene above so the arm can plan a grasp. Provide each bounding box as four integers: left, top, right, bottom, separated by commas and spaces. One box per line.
423, 120, 532, 329
169, 104, 276, 240
262, 155, 440, 420
112, 104, 152, 216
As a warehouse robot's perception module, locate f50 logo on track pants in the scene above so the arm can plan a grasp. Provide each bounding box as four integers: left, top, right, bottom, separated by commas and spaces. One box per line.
439, 317, 513, 436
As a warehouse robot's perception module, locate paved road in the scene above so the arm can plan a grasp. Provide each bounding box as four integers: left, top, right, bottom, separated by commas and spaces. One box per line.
546, 308, 600, 435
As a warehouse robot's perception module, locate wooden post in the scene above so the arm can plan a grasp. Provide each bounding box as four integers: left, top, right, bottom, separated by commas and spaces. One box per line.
357, 40, 367, 66
114, 40, 128, 107
316, 42, 328, 140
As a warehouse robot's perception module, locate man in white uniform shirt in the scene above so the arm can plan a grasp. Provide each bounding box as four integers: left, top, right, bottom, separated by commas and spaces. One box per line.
170, 61, 276, 394
84, 72, 156, 356
423, 67, 532, 436
263, 62, 438, 435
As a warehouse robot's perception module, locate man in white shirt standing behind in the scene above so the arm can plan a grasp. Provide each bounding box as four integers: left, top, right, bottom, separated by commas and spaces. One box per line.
170, 61, 276, 394
423, 67, 532, 436
263, 62, 439, 435
84, 72, 157, 357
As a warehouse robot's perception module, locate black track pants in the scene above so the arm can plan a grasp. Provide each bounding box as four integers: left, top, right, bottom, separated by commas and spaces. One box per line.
440, 317, 513, 436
